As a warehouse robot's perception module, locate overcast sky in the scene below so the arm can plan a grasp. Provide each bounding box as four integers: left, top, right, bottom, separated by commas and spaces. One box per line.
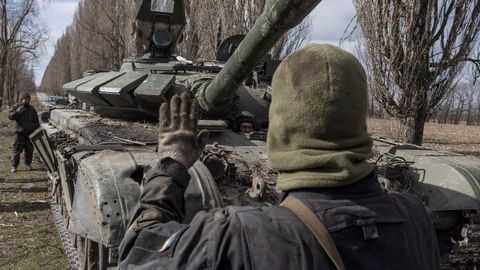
35, 0, 356, 85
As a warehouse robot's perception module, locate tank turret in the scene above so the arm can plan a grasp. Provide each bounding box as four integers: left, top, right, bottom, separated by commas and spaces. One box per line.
64, 0, 321, 125
133, 0, 186, 59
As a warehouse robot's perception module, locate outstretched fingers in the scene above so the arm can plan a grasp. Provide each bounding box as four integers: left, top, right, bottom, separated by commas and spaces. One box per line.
156, 93, 209, 167
159, 101, 169, 131
170, 95, 181, 129
180, 93, 191, 130
190, 99, 199, 131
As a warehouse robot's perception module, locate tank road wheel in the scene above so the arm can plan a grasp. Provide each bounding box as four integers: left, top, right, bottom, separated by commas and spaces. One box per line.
78, 237, 109, 270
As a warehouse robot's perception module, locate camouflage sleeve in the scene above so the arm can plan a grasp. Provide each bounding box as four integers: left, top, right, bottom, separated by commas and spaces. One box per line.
119, 206, 250, 270
167, 208, 250, 270
118, 157, 192, 268
118, 157, 251, 270
127, 157, 191, 231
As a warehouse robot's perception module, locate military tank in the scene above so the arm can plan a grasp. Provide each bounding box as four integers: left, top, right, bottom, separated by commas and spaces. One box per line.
31, 0, 480, 269
31, 0, 320, 269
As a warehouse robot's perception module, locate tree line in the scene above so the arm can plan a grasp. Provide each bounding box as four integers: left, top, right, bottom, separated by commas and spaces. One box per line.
369, 82, 480, 126
0, 0, 46, 108
40, 0, 311, 96
40, 0, 135, 97
431, 83, 480, 125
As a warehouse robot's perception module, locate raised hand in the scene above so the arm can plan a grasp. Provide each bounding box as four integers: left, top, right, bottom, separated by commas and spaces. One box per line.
158, 92, 209, 169
16, 105, 26, 114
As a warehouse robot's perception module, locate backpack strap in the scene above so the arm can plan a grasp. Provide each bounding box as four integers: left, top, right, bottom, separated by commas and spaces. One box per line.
281, 196, 346, 270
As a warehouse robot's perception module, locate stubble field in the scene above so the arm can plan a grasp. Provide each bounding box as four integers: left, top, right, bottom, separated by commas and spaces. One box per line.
368, 118, 480, 156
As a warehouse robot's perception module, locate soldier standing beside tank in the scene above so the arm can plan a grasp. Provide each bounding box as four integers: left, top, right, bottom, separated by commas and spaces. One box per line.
8, 93, 40, 173
118, 45, 440, 269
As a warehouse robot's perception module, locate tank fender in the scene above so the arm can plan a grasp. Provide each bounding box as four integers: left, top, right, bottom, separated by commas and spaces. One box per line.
69, 150, 140, 247
69, 150, 224, 247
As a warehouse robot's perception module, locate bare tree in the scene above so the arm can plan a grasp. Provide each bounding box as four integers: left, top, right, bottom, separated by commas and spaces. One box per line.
464, 84, 477, 125
434, 90, 454, 124
452, 85, 467, 124
353, 0, 480, 145
0, 0, 46, 107
469, 43, 480, 83
476, 87, 480, 125
77, 0, 131, 70
271, 16, 312, 60
40, 31, 73, 95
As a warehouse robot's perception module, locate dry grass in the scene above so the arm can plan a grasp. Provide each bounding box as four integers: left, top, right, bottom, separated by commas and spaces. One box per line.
368, 117, 480, 156
0, 97, 68, 270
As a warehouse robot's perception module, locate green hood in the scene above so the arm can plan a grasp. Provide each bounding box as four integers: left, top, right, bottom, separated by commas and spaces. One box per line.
268, 44, 373, 190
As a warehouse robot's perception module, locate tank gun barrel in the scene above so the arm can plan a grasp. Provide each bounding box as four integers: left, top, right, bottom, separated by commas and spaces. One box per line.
197, 0, 322, 115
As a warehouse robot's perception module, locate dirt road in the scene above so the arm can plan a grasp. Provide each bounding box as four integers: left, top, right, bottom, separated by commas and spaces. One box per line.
0, 98, 68, 270
35, 92, 49, 106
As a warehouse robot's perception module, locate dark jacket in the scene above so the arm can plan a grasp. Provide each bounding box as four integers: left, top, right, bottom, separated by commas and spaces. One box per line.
119, 158, 440, 270
8, 104, 40, 135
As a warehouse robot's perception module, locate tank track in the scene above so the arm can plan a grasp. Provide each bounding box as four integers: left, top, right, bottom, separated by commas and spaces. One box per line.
49, 189, 81, 269
442, 224, 480, 269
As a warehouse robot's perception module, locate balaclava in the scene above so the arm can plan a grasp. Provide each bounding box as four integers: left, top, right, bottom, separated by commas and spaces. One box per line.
268, 44, 373, 190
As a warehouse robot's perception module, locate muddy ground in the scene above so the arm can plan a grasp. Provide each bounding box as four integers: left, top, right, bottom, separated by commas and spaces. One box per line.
0, 98, 479, 269
0, 97, 68, 270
